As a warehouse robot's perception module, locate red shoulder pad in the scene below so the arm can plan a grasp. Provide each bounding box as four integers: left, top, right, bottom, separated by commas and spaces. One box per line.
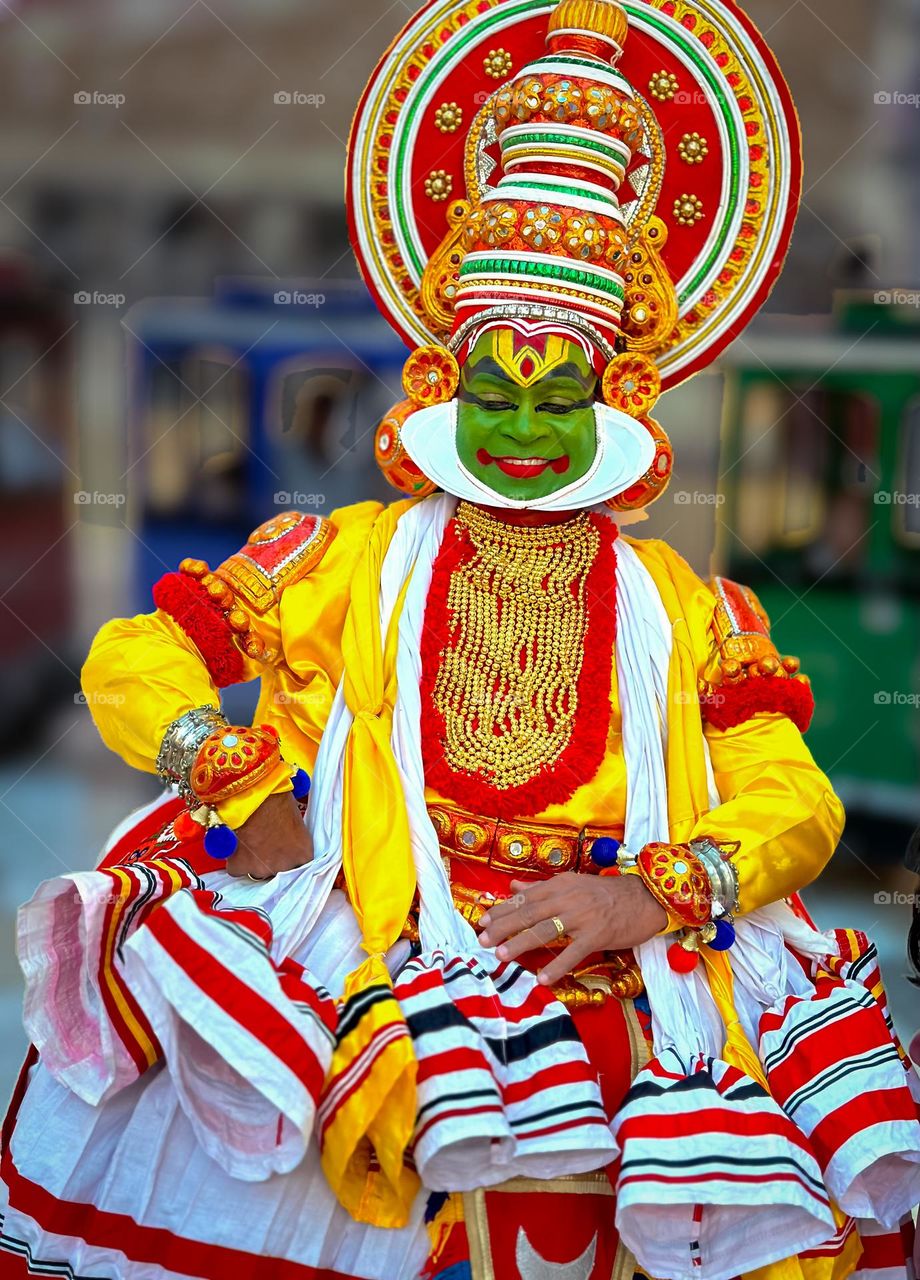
152, 511, 335, 687
215, 511, 336, 615
701, 576, 814, 733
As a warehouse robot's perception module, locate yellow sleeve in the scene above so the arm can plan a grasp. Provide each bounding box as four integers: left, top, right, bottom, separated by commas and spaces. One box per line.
80, 502, 385, 827
627, 536, 843, 915
692, 713, 844, 914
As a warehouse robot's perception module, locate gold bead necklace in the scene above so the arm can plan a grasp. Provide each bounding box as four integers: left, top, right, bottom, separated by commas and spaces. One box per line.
432, 502, 600, 789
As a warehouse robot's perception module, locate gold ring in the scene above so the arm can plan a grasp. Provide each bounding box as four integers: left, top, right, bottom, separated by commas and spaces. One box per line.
551, 916, 566, 940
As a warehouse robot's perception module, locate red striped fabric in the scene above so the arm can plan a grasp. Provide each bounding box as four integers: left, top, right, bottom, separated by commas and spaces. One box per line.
759, 972, 920, 1222
611, 1050, 836, 1280
144, 896, 335, 1104
394, 949, 616, 1191
0, 1051, 361, 1280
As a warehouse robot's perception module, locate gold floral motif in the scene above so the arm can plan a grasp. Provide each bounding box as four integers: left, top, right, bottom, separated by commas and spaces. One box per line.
401, 343, 459, 404
509, 76, 544, 123
461, 206, 486, 252
563, 212, 608, 261
678, 131, 708, 165
618, 97, 643, 147
432, 504, 600, 790
493, 83, 515, 127
648, 69, 679, 101
483, 47, 512, 79
541, 78, 585, 123
602, 352, 661, 418
520, 203, 563, 249
425, 169, 453, 202
434, 101, 463, 133
584, 83, 619, 130
479, 201, 518, 246
674, 193, 704, 226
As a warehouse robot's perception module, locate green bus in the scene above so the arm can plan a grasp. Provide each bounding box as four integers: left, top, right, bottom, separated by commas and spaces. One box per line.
715, 291, 920, 829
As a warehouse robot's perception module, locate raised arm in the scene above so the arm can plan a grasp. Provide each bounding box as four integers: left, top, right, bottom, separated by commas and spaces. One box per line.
81, 504, 383, 873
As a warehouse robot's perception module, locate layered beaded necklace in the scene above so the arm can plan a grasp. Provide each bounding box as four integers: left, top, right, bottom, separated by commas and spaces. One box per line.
430, 501, 602, 793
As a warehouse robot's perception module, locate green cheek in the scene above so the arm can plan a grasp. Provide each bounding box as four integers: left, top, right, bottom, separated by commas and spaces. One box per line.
455, 401, 597, 501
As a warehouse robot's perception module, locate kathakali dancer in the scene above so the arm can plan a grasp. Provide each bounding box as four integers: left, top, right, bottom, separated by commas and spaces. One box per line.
3, 0, 919, 1277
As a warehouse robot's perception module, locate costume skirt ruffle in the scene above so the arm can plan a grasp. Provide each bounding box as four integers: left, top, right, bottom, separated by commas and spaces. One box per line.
3, 799, 615, 1279
3, 798, 919, 1280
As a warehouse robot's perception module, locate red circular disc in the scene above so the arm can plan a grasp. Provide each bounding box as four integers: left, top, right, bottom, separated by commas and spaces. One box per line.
347, 0, 801, 389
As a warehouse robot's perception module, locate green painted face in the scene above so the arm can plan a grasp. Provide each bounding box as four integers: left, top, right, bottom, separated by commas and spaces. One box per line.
455, 328, 599, 502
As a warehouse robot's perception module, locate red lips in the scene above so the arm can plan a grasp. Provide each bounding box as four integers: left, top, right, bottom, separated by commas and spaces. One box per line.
476, 449, 571, 480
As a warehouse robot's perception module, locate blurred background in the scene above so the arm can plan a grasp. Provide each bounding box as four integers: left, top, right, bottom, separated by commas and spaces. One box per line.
0, 0, 918, 1101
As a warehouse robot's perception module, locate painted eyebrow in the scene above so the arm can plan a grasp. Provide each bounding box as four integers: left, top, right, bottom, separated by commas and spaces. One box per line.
462, 356, 596, 390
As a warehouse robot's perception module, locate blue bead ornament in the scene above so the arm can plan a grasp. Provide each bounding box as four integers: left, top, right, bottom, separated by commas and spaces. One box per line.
707, 918, 735, 950
204, 823, 238, 859
291, 768, 312, 801
591, 836, 621, 867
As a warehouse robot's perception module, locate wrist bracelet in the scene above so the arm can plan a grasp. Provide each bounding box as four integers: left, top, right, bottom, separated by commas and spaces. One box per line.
603, 839, 739, 973
690, 836, 740, 919
158, 713, 311, 860
155, 706, 228, 802
635, 842, 713, 931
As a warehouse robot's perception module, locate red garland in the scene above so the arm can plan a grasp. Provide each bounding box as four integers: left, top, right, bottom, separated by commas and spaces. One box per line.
702, 674, 815, 734
152, 572, 244, 689
419, 513, 618, 819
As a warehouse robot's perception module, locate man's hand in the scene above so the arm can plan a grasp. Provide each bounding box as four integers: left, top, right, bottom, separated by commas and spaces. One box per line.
478, 872, 667, 986
224, 792, 313, 879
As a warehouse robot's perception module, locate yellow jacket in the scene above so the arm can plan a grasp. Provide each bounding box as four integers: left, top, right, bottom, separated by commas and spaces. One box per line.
81, 499, 844, 914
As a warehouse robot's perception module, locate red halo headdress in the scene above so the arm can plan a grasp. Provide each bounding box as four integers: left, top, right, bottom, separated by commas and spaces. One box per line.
347, 0, 802, 509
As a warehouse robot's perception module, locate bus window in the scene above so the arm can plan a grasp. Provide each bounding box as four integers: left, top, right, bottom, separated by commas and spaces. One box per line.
732, 384, 827, 554
801, 392, 878, 580
267, 358, 395, 512
777, 391, 828, 546
732, 383, 879, 581
897, 398, 920, 545
142, 352, 247, 522
733, 383, 790, 555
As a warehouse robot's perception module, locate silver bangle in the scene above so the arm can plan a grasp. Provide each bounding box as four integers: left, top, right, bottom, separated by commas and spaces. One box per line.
155, 705, 228, 801
690, 837, 740, 918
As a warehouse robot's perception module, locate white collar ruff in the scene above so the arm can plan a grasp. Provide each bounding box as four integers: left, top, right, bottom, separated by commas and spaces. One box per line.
398, 400, 655, 512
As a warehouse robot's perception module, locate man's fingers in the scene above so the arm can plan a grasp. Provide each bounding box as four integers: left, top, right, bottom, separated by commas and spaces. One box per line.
537, 938, 592, 987
480, 878, 574, 939
495, 917, 560, 962
479, 893, 540, 945
508, 877, 574, 907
